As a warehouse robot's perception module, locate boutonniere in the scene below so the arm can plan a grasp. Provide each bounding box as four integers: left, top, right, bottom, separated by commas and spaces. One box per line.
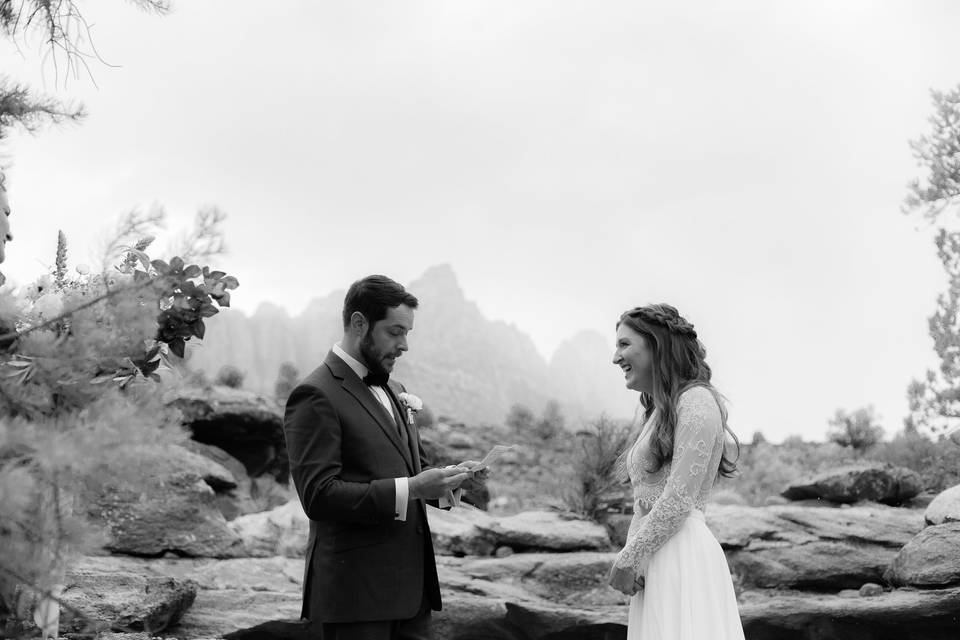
398, 392, 423, 425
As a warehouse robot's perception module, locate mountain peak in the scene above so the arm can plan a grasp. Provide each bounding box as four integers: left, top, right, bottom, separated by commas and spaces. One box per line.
410, 264, 463, 300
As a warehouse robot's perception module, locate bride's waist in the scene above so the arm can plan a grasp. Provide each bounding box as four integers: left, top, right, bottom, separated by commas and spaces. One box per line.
629, 507, 705, 530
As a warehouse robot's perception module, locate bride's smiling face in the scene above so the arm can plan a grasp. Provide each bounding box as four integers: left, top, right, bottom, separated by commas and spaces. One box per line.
613, 323, 654, 393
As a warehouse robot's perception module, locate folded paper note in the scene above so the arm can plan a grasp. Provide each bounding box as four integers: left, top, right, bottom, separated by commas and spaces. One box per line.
477, 444, 517, 469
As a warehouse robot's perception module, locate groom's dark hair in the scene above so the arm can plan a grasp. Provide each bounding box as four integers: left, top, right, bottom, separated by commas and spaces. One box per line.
342, 275, 419, 329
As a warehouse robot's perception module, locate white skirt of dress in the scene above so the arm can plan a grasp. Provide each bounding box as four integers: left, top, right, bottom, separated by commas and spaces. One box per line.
627, 510, 745, 640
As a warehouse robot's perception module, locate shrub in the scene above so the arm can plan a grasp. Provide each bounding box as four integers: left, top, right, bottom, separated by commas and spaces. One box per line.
505, 403, 535, 432
562, 415, 632, 521
873, 428, 960, 494
215, 364, 245, 389
827, 406, 884, 452
534, 400, 564, 441
273, 361, 299, 404
0, 226, 237, 635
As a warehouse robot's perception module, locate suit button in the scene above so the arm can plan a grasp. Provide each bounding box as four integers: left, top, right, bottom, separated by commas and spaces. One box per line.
416, 525, 424, 534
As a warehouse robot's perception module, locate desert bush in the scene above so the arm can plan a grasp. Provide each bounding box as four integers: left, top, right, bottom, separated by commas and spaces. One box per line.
827, 406, 884, 452
215, 364, 246, 389
873, 428, 960, 494
533, 400, 564, 441
720, 438, 856, 506
562, 415, 632, 521
505, 403, 535, 432
273, 361, 299, 404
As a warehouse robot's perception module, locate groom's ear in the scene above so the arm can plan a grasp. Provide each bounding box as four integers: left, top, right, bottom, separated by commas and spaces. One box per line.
349, 311, 369, 336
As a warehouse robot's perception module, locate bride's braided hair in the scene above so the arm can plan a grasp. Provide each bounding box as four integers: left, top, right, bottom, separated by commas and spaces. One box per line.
615, 303, 739, 481
623, 305, 698, 340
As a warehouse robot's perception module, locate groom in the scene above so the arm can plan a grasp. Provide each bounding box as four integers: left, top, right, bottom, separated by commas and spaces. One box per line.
283, 275, 472, 640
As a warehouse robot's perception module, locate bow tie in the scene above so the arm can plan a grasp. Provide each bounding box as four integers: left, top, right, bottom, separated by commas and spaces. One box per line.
363, 371, 389, 387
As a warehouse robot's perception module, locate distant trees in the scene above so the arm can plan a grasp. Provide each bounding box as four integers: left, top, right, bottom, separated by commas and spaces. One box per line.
273, 362, 299, 404
506, 400, 566, 441
827, 406, 884, 452
534, 400, 565, 441
215, 365, 245, 389
505, 403, 535, 432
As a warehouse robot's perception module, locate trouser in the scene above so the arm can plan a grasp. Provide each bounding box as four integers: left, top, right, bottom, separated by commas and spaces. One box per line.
319, 596, 432, 640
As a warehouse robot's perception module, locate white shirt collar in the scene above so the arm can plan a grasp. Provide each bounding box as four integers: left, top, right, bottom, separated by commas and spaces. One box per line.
333, 342, 369, 380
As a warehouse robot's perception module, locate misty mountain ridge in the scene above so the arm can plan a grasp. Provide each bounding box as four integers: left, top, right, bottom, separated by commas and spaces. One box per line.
187, 264, 637, 426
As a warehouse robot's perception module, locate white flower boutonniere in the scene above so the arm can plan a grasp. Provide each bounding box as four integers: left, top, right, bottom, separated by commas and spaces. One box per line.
398, 392, 423, 425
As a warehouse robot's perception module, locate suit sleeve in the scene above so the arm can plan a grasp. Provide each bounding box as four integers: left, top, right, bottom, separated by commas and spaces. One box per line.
283, 384, 396, 524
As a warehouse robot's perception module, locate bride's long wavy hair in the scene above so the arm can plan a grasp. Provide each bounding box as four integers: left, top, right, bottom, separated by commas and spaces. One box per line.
614, 304, 739, 482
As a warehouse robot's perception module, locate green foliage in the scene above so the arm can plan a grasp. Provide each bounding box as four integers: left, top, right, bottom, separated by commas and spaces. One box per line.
505, 403, 535, 432
151, 258, 238, 358
872, 428, 960, 494
561, 415, 632, 521
0, 225, 237, 632
534, 400, 565, 441
0, 80, 84, 142
827, 406, 884, 452
720, 438, 856, 506
215, 365, 245, 389
722, 429, 960, 505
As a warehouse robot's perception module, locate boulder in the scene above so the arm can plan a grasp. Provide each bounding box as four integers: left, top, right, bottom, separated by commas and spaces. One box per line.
228, 500, 309, 558
59, 556, 197, 635
781, 464, 922, 505
739, 586, 960, 640
181, 439, 251, 521
168, 386, 288, 482
885, 522, 960, 587
454, 552, 627, 607
708, 504, 924, 589
426, 504, 497, 556
82, 444, 245, 558
434, 598, 626, 640
925, 484, 960, 526
475, 511, 611, 551
82, 556, 305, 639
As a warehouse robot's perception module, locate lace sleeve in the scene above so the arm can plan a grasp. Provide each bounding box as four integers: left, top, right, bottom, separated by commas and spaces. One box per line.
615, 388, 721, 575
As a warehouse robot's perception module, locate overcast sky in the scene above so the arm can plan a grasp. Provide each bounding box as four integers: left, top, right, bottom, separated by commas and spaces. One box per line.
2, 1, 958, 442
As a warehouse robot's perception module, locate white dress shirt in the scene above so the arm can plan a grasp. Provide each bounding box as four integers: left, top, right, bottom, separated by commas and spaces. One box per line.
332, 343, 410, 521
331, 343, 461, 515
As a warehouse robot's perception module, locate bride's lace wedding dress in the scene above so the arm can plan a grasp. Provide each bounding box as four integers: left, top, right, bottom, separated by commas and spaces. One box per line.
615, 385, 745, 640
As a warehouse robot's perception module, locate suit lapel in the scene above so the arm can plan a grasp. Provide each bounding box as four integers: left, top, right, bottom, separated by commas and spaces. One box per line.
324, 352, 415, 473
385, 383, 421, 474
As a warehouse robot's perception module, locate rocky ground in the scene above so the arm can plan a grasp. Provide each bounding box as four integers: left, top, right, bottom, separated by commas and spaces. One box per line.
7, 387, 960, 640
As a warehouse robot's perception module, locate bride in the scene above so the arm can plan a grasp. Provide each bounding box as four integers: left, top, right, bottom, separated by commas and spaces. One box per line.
608, 304, 745, 640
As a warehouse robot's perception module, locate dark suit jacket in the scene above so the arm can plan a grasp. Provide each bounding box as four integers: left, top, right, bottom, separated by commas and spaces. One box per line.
282, 350, 442, 624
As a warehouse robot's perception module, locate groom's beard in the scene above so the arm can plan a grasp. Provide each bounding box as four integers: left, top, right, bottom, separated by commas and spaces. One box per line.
360, 333, 392, 384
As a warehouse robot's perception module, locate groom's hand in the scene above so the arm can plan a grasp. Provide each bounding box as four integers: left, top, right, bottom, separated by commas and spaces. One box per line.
409, 467, 470, 500
458, 460, 490, 481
